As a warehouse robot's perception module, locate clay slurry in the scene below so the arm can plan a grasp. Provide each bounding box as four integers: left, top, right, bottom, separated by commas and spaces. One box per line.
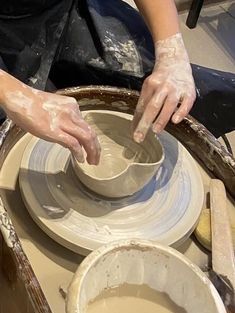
86, 283, 187, 313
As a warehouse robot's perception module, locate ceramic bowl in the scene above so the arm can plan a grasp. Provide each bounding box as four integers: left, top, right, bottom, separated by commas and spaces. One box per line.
71, 112, 164, 198
66, 239, 226, 313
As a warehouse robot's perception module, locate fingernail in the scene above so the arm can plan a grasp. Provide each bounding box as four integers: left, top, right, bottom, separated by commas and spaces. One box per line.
153, 124, 161, 134
74, 152, 85, 163
86, 156, 98, 165
173, 115, 182, 124
134, 131, 144, 143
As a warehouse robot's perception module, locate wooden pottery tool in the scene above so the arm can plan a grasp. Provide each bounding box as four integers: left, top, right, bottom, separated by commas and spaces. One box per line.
210, 179, 235, 312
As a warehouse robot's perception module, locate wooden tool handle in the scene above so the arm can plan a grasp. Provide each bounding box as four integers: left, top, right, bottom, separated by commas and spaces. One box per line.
211, 179, 235, 290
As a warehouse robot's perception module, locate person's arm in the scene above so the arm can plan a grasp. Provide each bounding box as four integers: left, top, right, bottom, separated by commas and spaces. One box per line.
134, 0, 180, 40
0, 69, 100, 164
132, 0, 196, 142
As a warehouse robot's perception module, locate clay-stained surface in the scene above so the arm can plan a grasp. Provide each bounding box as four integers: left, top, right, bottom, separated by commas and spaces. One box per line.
67, 240, 226, 313
17, 111, 203, 254
72, 111, 164, 198
86, 284, 187, 313
0, 86, 234, 313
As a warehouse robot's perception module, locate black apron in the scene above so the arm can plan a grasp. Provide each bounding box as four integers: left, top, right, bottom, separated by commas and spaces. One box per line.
0, 0, 234, 138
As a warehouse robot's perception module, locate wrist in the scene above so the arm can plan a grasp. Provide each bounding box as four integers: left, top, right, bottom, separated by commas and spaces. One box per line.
154, 33, 189, 63
0, 70, 32, 113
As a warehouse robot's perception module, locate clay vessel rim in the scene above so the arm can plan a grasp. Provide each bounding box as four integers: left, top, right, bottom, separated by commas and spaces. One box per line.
73, 149, 165, 181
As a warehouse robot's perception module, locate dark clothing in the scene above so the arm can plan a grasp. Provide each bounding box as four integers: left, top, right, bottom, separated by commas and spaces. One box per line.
0, 0, 234, 137
190, 65, 235, 137
0, 0, 73, 88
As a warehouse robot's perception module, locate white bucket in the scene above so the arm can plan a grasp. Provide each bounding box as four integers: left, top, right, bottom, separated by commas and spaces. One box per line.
66, 240, 226, 313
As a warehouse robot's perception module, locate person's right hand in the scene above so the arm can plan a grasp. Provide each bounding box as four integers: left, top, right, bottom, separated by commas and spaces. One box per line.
3, 85, 101, 165
132, 33, 196, 143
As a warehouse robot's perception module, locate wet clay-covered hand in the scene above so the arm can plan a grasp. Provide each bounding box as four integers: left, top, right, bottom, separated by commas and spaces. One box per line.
133, 33, 196, 142
0, 71, 100, 164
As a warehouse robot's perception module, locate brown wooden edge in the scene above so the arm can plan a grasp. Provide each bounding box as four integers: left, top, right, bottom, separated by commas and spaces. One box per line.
0, 85, 234, 313
0, 120, 52, 313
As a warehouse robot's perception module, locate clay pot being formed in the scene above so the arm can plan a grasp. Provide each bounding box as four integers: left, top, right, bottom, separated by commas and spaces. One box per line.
71, 112, 164, 198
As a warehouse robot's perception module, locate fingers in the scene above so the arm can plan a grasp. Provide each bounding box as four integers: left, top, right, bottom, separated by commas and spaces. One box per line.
133, 89, 167, 143
152, 95, 179, 133
57, 103, 101, 165
61, 122, 101, 165
172, 94, 195, 124
57, 132, 85, 163
132, 97, 145, 135
153, 93, 195, 133
132, 79, 154, 134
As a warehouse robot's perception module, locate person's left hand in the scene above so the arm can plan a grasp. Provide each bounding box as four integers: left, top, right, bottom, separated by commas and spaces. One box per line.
132, 33, 196, 143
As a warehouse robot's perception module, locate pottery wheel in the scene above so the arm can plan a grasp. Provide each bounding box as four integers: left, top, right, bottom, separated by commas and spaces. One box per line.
19, 110, 204, 255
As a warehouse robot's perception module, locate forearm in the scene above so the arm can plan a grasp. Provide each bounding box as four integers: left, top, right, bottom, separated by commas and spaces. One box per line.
134, 0, 180, 42
0, 69, 33, 114
0, 70, 20, 109
0, 69, 100, 164
132, 1, 195, 141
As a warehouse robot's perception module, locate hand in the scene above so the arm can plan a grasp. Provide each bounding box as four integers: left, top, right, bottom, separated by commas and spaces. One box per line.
132, 33, 196, 143
3, 87, 101, 165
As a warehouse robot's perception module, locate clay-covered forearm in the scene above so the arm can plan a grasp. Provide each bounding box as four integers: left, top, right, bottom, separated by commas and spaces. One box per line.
0, 69, 28, 113
132, 1, 196, 141
0, 69, 101, 165
133, 0, 180, 42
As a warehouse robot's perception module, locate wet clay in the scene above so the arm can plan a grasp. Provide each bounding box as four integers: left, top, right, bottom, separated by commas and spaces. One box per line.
86, 284, 187, 313
72, 111, 164, 197
17, 110, 204, 254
